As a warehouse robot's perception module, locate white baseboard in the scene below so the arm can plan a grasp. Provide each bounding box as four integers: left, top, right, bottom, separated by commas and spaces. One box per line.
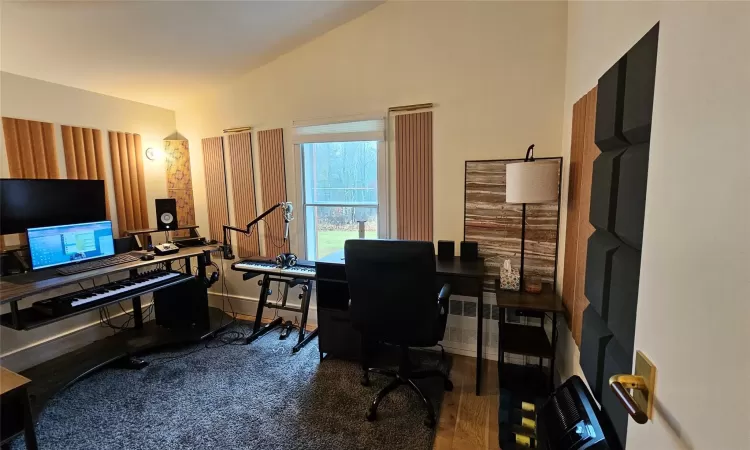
1, 292, 494, 372
0, 306, 149, 372
207, 291, 318, 325
207, 291, 495, 360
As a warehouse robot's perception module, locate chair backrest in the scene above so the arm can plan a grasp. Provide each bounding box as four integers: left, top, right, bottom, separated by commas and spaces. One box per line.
344, 239, 439, 346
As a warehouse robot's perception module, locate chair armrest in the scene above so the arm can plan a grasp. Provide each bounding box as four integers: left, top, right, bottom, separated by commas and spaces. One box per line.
438, 283, 451, 303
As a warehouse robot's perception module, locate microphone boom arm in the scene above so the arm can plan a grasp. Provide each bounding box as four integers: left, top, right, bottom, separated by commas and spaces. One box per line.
221, 202, 289, 260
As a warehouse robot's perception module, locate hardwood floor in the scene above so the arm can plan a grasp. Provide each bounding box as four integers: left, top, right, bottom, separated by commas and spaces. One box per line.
434, 356, 499, 450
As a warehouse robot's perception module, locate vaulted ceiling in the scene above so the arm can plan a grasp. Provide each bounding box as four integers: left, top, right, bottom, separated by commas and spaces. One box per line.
1, 1, 381, 109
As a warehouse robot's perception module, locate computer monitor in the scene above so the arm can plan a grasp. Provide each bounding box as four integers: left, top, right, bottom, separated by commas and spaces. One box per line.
0, 179, 106, 236
27, 221, 115, 271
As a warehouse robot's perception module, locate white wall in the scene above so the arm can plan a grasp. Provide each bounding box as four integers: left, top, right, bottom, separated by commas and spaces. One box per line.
0, 72, 176, 369
557, 2, 750, 448
176, 1, 568, 335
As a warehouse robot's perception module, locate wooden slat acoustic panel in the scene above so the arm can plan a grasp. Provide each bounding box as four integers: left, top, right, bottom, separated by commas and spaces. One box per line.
108, 131, 149, 236
201, 136, 229, 242
1, 117, 59, 247
257, 129, 290, 255
164, 140, 197, 238
61, 125, 111, 219
227, 132, 261, 257
563, 88, 600, 345
574, 88, 599, 344
562, 87, 598, 346
2, 117, 59, 179
562, 99, 585, 326
395, 111, 433, 241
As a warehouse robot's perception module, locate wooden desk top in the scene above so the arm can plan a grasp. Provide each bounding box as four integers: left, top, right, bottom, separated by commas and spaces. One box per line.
318, 252, 485, 278
0, 366, 31, 395
0, 245, 219, 305
494, 280, 564, 312
435, 257, 485, 278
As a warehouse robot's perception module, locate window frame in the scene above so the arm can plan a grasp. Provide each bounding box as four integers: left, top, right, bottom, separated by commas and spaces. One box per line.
296, 140, 389, 261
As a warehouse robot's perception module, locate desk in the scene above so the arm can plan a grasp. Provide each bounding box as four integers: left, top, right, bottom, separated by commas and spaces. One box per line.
315, 254, 487, 395
124, 224, 201, 249
0, 246, 231, 415
0, 367, 37, 450
495, 281, 564, 392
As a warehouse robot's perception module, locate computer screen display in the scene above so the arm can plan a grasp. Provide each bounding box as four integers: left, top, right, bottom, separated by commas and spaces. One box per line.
0, 179, 106, 235
27, 221, 115, 271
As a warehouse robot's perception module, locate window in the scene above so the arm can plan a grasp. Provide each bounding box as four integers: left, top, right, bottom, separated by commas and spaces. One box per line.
295, 118, 387, 261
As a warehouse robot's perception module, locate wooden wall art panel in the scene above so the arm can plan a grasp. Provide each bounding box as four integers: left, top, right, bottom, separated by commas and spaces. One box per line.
164, 140, 197, 237
464, 158, 561, 291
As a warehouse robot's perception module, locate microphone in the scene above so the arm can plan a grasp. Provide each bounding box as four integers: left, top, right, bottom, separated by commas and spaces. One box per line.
282, 202, 293, 241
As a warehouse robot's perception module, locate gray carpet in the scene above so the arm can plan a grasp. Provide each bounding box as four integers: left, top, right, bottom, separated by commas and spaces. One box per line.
13, 324, 450, 450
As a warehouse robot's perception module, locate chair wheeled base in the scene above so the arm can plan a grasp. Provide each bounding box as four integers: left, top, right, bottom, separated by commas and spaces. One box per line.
361, 346, 453, 428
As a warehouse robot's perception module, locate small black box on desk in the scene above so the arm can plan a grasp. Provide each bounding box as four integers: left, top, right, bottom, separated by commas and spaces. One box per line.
437, 241, 454, 260
460, 241, 478, 261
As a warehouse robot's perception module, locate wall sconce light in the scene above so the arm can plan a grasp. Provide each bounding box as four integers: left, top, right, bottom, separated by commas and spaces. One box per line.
145, 147, 159, 161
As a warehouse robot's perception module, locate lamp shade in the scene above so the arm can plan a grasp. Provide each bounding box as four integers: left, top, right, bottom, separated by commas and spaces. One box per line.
506, 160, 558, 204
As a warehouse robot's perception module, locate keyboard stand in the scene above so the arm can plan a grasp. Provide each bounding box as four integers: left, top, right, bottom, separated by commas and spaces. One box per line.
242, 271, 318, 352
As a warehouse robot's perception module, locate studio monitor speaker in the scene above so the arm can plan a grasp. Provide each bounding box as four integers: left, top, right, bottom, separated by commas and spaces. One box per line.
460, 241, 478, 261
437, 241, 455, 260
156, 198, 178, 231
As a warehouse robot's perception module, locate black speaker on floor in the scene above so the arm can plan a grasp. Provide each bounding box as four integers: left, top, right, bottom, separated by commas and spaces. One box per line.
155, 198, 178, 231
460, 241, 478, 261
153, 278, 209, 330
437, 241, 454, 260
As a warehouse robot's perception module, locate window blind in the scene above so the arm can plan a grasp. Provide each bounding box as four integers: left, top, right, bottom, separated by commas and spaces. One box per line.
292, 118, 385, 143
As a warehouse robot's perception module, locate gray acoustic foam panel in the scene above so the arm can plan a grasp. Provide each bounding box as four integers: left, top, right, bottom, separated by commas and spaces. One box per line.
589, 149, 625, 232
595, 56, 630, 152
608, 244, 641, 361
614, 143, 650, 249
580, 305, 613, 400
600, 338, 631, 448
584, 230, 621, 320
622, 23, 660, 144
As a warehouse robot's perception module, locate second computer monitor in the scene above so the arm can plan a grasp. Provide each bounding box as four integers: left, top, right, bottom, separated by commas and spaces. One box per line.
27, 221, 115, 271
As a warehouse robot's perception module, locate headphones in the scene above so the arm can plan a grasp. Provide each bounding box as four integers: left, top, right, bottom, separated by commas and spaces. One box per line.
275, 253, 298, 268
203, 268, 220, 288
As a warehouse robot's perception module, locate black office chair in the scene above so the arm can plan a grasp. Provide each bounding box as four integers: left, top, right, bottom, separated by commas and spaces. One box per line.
344, 239, 453, 428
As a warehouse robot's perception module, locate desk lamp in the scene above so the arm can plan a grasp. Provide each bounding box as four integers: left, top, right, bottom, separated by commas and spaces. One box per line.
505, 145, 559, 292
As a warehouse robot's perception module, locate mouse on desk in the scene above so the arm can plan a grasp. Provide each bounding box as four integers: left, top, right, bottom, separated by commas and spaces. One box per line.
140, 253, 155, 261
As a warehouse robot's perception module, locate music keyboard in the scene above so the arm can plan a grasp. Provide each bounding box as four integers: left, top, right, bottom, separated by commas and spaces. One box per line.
32, 270, 193, 317
231, 260, 316, 279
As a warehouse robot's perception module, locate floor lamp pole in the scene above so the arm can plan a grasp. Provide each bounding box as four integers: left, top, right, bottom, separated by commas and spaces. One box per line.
519, 202, 526, 292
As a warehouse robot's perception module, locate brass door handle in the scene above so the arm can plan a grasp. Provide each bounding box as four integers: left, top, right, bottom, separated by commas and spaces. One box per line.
609, 375, 649, 424
608, 351, 656, 424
